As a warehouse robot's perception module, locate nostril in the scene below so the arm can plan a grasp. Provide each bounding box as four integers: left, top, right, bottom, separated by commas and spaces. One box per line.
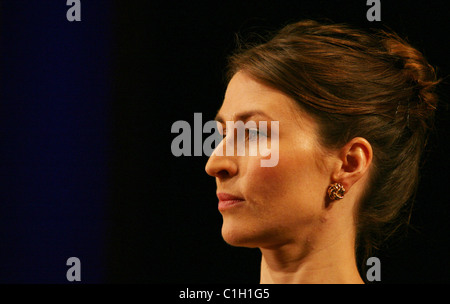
216, 169, 231, 179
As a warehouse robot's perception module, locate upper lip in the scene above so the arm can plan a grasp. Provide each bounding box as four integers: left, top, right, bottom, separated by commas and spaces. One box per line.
217, 192, 244, 201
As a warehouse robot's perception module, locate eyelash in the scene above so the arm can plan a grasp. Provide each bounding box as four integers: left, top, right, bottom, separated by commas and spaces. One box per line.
248, 128, 265, 141
220, 128, 267, 141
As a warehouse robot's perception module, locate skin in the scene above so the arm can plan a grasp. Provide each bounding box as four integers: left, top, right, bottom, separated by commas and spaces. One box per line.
205, 71, 373, 284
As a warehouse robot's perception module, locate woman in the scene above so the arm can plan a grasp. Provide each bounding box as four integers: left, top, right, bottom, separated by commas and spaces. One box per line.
205, 20, 440, 283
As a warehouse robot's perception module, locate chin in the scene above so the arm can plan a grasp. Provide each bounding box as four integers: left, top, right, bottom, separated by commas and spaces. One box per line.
221, 220, 261, 248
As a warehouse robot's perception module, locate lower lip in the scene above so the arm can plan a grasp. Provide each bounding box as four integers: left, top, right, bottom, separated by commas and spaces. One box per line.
218, 199, 245, 211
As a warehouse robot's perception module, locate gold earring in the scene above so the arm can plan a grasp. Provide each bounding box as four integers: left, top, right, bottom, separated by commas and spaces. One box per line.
327, 183, 346, 200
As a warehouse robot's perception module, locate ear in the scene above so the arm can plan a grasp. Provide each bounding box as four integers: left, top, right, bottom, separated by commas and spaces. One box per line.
332, 137, 373, 193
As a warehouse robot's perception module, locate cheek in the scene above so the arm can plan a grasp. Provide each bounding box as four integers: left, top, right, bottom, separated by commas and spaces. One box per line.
245, 160, 289, 200
244, 142, 327, 216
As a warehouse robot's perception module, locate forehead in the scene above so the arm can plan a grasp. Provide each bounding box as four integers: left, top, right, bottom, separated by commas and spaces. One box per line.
218, 72, 317, 130
221, 72, 291, 116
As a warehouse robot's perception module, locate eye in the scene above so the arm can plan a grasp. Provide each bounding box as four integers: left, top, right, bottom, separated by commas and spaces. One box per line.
247, 128, 266, 141
247, 129, 258, 141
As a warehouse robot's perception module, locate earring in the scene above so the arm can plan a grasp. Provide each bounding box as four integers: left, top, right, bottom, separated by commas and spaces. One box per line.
327, 183, 346, 200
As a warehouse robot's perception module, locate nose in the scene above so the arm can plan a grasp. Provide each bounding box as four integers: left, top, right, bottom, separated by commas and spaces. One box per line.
205, 138, 238, 179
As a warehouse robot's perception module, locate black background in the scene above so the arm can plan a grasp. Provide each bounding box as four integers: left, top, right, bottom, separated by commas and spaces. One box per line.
1, 0, 449, 284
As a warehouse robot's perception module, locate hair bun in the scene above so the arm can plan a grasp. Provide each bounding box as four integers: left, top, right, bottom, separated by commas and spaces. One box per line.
382, 31, 440, 121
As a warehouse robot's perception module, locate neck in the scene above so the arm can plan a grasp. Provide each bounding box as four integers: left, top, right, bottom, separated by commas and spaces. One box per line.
259, 234, 364, 284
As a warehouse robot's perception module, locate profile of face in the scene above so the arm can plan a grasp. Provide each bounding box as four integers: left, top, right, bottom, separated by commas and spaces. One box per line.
205, 72, 340, 250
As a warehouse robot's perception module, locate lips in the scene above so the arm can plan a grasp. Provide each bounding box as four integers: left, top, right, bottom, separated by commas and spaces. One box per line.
217, 192, 245, 211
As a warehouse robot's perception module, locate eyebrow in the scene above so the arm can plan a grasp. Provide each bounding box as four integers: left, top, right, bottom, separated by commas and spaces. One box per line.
214, 110, 274, 123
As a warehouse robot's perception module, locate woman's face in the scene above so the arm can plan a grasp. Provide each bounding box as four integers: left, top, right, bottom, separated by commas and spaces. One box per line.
205, 72, 334, 249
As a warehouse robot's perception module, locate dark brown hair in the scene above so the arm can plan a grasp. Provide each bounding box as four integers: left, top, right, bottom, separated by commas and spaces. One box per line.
226, 20, 440, 273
